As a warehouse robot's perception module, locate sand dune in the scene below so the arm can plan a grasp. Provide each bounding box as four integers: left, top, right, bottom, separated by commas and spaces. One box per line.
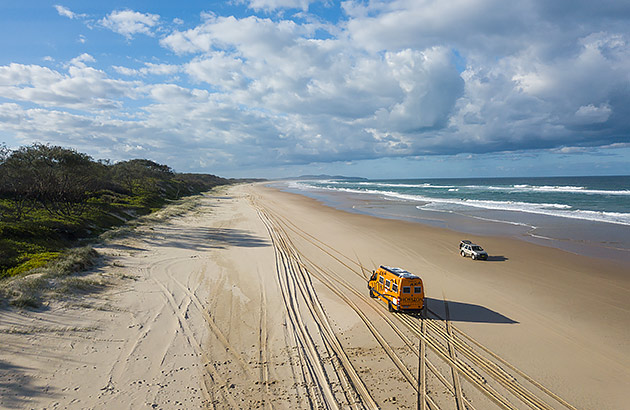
1, 183, 628, 409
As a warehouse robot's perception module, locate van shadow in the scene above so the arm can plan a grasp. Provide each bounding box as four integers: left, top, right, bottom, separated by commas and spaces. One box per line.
424, 297, 518, 324
144, 226, 270, 250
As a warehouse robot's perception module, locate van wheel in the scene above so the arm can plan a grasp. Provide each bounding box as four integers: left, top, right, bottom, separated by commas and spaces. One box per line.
461, 251, 466, 257
388, 301, 394, 312
369, 289, 376, 298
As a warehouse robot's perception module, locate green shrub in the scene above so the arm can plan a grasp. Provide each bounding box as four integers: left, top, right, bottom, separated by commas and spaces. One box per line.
3, 252, 60, 277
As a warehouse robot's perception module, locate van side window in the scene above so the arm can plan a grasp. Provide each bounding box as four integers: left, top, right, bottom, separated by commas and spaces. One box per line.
414, 286, 422, 293
402, 286, 411, 294
385, 279, 391, 289
392, 283, 399, 292
378, 276, 384, 284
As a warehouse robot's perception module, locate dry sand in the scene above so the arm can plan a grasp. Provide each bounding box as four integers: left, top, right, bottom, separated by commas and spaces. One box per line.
1, 183, 629, 409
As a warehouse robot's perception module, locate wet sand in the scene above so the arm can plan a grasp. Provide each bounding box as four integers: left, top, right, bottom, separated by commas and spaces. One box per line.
1, 183, 629, 409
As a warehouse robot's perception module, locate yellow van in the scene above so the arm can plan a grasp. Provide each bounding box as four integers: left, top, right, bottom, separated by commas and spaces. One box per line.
368, 266, 424, 312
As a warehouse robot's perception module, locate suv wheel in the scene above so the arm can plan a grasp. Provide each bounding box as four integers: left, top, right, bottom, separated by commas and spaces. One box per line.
472, 254, 476, 260
461, 251, 465, 257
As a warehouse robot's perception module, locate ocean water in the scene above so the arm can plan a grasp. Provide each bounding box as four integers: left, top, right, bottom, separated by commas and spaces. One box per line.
277, 176, 630, 264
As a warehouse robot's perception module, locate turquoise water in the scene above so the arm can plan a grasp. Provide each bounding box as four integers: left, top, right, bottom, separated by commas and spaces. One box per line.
280, 176, 630, 263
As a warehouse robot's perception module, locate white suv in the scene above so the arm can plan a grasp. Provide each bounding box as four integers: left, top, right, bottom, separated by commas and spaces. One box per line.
459, 240, 488, 260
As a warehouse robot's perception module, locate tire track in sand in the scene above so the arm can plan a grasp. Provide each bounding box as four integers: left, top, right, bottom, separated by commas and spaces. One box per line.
257, 206, 379, 409
255, 266, 274, 410
150, 272, 238, 408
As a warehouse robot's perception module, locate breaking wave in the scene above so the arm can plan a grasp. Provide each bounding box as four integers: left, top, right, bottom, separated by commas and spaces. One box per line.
291, 181, 630, 226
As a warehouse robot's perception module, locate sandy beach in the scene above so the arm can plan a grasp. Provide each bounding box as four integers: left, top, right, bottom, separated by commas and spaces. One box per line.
1, 183, 629, 409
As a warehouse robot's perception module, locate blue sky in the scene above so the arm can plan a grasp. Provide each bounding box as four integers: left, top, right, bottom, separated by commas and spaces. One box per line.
1, 0, 629, 178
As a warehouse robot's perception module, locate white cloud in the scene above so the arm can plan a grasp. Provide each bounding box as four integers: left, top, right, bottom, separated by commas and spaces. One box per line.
0, 64, 63, 87
160, 28, 212, 55
186, 53, 246, 90
112, 66, 138, 76
552, 146, 595, 154
344, 0, 534, 54
113, 63, 180, 77
68, 53, 96, 67
244, 0, 316, 12
374, 47, 464, 132
100, 10, 160, 39
143, 63, 180, 76
160, 15, 310, 57
54, 5, 78, 19
574, 104, 612, 124
0, 59, 138, 112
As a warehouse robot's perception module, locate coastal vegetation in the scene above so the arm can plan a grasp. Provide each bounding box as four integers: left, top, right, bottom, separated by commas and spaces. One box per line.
0, 143, 233, 283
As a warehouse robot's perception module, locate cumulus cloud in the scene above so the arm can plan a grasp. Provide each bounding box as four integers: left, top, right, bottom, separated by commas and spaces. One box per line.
186, 53, 247, 90
374, 48, 464, 132
68, 53, 96, 67
0, 57, 138, 112
100, 10, 160, 39
160, 15, 309, 56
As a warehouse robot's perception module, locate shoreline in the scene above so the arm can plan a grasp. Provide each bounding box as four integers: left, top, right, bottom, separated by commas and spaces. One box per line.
271, 181, 630, 266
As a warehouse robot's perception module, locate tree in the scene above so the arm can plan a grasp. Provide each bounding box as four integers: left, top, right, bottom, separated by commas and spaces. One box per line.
0, 144, 38, 220
111, 159, 173, 194
1, 144, 101, 218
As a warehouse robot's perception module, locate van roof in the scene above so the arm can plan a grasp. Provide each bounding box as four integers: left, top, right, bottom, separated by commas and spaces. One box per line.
380, 265, 420, 279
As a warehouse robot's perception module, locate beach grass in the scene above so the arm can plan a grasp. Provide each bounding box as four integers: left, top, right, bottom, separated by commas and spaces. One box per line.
0, 246, 101, 308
